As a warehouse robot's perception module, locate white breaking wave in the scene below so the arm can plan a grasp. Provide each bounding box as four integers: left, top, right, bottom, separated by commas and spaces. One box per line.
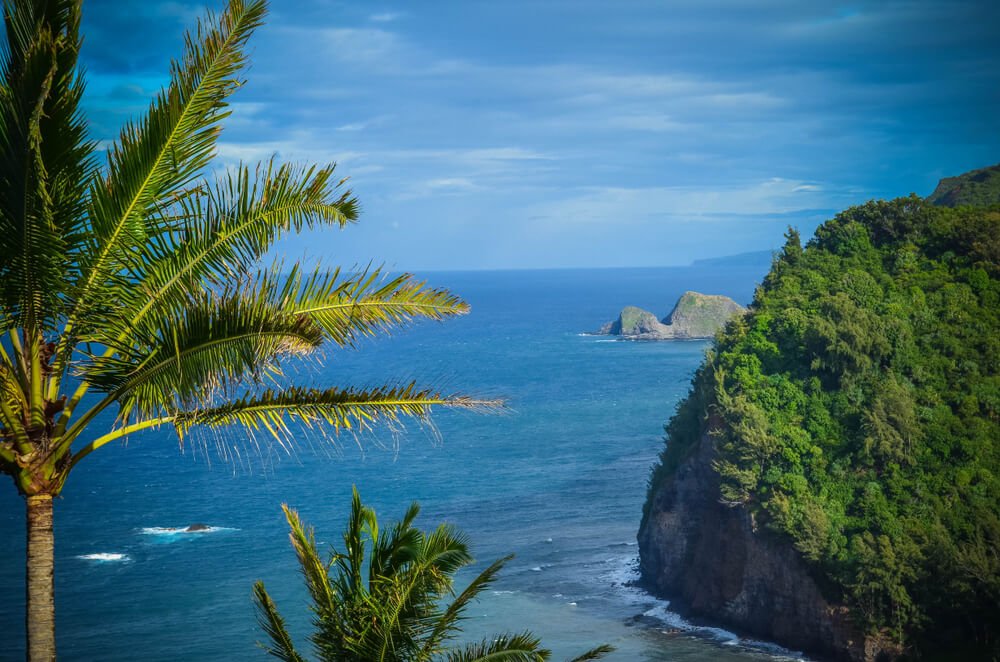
77, 553, 129, 562
602, 554, 807, 659
139, 526, 237, 535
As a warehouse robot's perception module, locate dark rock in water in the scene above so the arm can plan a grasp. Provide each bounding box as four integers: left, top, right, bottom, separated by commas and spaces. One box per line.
595, 291, 744, 340
638, 418, 896, 661
185, 523, 211, 532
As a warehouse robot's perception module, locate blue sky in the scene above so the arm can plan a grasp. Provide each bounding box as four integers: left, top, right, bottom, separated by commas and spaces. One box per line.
81, 1, 999, 270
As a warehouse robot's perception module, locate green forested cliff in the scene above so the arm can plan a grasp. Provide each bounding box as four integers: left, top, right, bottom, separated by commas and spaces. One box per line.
926, 163, 1000, 208
646, 194, 1000, 656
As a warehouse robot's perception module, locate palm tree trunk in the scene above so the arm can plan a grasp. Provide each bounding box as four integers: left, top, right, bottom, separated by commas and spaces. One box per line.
26, 494, 56, 662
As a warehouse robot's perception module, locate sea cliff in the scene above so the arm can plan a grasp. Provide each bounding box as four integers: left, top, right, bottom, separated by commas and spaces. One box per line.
638, 418, 889, 661
638, 166, 1000, 661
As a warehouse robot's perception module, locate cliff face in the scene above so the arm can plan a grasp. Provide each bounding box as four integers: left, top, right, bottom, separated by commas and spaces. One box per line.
638, 422, 892, 662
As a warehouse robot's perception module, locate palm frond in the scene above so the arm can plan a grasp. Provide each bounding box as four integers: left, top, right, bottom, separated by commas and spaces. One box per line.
368, 524, 475, 660
280, 504, 338, 619
82, 288, 323, 419
252, 580, 308, 662
420, 555, 512, 657
444, 632, 551, 662
0, 357, 28, 438
287, 265, 470, 347
172, 383, 499, 442
565, 644, 616, 662
0, 0, 93, 331
370, 501, 422, 585
117, 159, 357, 330
68, 0, 266, 343
322, 488, 376, 660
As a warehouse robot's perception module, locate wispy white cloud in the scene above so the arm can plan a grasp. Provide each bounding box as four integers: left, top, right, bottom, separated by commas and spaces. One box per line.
370, 11, 405, 23
528, 179, 845, 226
424, 177, 479, 191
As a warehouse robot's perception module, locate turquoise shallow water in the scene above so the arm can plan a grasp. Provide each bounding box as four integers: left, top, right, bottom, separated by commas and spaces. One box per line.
0, 263, 804, 661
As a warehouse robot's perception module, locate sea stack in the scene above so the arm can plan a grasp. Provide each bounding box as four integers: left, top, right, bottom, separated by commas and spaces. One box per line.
596, 291, 744, 340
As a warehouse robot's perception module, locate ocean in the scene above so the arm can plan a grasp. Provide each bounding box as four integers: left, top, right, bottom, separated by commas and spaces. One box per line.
0, 260, 806, 661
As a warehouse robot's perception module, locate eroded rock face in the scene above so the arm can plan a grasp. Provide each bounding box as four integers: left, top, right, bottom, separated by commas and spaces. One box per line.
662, 291, 745, 339
638, 423, 893, 661
595, 292, 744, 340
598, 306, 671, 337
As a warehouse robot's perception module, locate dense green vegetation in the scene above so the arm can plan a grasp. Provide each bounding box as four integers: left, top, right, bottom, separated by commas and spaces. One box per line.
254, 489, 613, 661
926, 163, 1000, 208
648, 195, 1000, 656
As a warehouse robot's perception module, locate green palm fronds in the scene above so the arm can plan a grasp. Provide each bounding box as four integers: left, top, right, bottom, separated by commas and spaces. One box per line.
443, 633, 548, 662
254, 490, 614, 662
253, 581, 309, 662
0, 0, 487, 494
172, 384, 496, 441
0, 1, 498, 655
85, 289, 325, 418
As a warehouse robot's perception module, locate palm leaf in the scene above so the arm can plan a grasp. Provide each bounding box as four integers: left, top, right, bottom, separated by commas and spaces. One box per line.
369, 524, 475, 660
115, 159, 358, 332
420, 555, 512, 658
444, 632, 550, 662
565, 645, 616, 662
0, 0, 93, 331
172, 383, 499, 442
370, 501, 423, 586
83, 288, 323, 419
252, 580, 308, 662
281, 505, 338, 619
289, 266, 470, 348
66, 0, 266, 347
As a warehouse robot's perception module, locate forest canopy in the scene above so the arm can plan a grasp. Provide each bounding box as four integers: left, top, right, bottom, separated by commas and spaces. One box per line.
648, 191, 1000, 656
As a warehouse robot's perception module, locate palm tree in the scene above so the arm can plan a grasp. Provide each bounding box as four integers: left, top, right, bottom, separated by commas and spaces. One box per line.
254, 488, 615, 662
0, 1, 490, 659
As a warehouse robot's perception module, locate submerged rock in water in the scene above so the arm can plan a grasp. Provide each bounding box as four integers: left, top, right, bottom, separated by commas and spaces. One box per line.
595, 291, 744, 340
185, 523, 211, 532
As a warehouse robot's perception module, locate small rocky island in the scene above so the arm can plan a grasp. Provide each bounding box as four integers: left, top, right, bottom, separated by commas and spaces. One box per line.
595, 291, 744, 340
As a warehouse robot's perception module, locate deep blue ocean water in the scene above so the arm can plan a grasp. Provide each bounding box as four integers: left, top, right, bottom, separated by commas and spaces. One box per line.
0, 261, 807, 661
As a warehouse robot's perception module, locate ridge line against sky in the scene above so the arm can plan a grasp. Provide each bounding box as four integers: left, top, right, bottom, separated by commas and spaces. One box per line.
82, 0, 999, 270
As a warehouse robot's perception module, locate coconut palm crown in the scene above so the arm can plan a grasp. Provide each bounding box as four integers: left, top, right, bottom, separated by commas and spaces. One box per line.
254, 489, 615, 662
0, 1, 489, 659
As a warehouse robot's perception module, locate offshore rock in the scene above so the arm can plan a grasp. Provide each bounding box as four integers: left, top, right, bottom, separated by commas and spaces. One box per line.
596, 291, 744, 339
638, 420, 896, 661
597, 306, 670, 337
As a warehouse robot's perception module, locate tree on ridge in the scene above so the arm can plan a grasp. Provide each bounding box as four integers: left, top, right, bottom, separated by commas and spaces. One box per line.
0, 1, 489, 659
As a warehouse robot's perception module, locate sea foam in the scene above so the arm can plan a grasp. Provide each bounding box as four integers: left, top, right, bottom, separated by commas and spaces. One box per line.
603, 554, 806, 659
139, 525, 237, 536
77, 553, 129, 562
